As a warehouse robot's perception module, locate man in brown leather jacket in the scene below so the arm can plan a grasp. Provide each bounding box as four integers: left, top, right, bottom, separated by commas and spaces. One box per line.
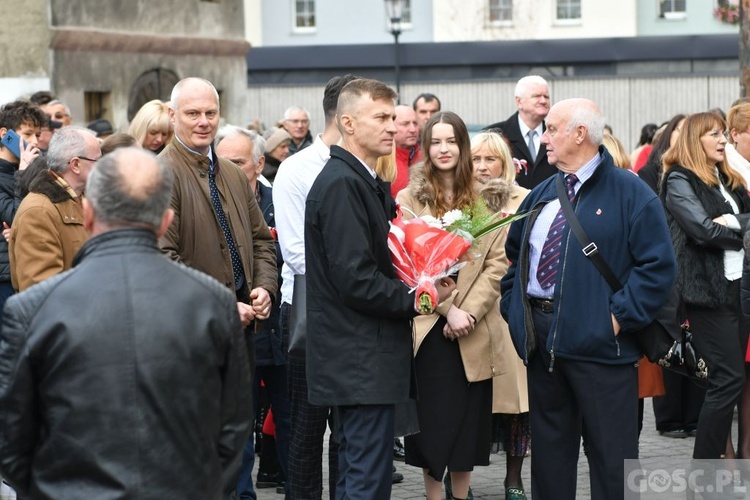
158, 77, 277, 350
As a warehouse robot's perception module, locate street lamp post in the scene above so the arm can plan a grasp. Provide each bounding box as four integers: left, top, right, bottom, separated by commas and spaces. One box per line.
384, 0, 406, 101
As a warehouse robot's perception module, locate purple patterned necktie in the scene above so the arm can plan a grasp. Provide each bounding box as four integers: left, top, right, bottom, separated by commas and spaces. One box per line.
536, 174, 578, 290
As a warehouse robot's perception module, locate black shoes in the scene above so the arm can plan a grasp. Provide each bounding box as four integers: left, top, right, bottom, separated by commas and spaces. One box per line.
256, 471, 284, 489
392, 465, 404, 484
659, 429, 689, 439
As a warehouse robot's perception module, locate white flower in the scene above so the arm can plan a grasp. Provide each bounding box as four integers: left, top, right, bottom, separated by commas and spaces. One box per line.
420, 215, 443, 228
441, 209, 465, 227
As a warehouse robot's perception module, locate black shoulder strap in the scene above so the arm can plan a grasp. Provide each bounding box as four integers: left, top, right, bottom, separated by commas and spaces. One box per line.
556, 175, 623, 292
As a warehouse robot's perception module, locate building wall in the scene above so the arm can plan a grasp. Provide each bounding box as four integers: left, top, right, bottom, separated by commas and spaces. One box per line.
637, 0, 738, 36
245, 0, 263, 47
45, 0, 249, 129
246, 74, 740, 152
259, 0, 433, 46
431, 0, 637, 41
49, 0, 244, 39
53, 51, 248, 133
0, 0, 52, 103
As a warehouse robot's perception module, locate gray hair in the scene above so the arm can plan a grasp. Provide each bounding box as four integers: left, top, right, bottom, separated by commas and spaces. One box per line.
46, 99, 71, 115
86, 148, 174, 229
46, 126, 96, 174
283, 106, 310, 121
215, 125, 266, 165
169, 77, 220, 111
567, 104, 606, 146
514, 75, 550, 98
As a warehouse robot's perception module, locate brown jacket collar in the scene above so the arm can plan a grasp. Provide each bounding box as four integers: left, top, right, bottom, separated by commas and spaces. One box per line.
29, 170, 75, 204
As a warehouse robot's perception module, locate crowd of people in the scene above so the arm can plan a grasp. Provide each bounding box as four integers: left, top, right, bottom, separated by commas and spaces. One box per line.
0, 73, 747, 500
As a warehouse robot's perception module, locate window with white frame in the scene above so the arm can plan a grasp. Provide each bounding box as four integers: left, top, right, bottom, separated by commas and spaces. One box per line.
294, 0, 315, 31
489, 0, 513, 23
556, 0, 581, 20
402, 0, 412, 25
659, 0, 686, 18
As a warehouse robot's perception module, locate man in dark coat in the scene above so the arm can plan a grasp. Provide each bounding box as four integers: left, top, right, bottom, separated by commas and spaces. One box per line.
217, 125, 290, 498
0, 147, 253, 499
304, 78, 453, 499
485, 75, 556, 189
500, 99, 676, 500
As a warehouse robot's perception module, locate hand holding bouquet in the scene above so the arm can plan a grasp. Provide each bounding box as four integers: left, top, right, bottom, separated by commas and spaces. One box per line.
389, 199, 528, 314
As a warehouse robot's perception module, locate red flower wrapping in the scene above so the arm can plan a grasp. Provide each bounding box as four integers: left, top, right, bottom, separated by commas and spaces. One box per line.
388, 214, 472, 314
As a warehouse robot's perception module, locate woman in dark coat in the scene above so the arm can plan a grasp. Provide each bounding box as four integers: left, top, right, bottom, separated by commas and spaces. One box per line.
662, 111, 750, 460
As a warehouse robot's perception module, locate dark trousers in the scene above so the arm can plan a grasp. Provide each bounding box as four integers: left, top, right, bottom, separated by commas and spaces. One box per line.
336, 404, 395, 500
285, 303, 339, 499
528, 306, 638, 500
0, 281, 14, 333
236, 361, 291, 500
689, 280, 746, 459
652, 367, 705, 432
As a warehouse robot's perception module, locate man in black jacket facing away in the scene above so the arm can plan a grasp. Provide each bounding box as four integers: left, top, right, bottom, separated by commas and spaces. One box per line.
0, 147, 252, 500
305, 79, 454, 499
485, 75, 555, 189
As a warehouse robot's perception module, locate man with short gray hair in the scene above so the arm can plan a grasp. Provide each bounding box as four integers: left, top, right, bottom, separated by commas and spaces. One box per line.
485, 75, 555, 189
217, 125, 291, 498
9, 126, 100, 291
501, 98, 676, 500
282, 106, 313, 155
0, 147, 253, 499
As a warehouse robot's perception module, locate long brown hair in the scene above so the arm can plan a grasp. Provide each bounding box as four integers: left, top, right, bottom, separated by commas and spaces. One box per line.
420, 111, 475, 217
663, 111, 745, 190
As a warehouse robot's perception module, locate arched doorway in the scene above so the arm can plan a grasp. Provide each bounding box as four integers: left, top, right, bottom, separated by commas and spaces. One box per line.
127, 68, 180, 121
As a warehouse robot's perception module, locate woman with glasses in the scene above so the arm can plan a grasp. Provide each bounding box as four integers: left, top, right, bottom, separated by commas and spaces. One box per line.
662, 111, 750, 460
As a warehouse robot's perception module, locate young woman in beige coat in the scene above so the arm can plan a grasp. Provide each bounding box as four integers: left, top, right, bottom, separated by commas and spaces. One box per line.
396, 112, 506, 500
472, 130, 530, 500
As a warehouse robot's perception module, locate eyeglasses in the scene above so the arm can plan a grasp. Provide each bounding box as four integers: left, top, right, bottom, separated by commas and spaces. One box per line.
76, 156, 100, 163
707, 130, 730, 140
285, 119, 309, 125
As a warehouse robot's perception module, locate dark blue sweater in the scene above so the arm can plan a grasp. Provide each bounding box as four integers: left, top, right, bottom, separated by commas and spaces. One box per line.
500, 147, 676, 366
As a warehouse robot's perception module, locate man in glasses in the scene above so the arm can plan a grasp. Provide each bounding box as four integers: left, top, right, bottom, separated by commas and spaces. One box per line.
282, 106, 313, 155
9, 126, 100, 291
42, 99, 73, 127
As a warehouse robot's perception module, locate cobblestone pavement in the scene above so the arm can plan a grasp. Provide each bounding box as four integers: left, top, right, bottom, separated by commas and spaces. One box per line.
256, 398, 713, 499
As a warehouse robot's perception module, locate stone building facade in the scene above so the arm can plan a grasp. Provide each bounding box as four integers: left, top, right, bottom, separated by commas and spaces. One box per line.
0, 0, 250, 130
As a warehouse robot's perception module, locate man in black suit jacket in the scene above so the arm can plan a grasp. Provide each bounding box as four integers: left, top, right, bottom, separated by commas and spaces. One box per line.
485, 75, 555, 189
305, 79, 453, 499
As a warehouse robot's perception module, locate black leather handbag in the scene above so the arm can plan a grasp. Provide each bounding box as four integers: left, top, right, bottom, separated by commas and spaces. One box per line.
555, 176, 708, 382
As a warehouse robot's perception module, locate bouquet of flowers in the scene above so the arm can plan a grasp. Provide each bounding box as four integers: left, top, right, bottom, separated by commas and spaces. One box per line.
389, 198, 528, 314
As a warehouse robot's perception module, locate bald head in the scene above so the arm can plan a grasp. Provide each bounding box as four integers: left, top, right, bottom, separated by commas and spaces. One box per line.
394, 105, 419, 149
85, 147, 174, 232
168, 77, 221, 155
170, 77, 219, 111
541, 98, 605, 173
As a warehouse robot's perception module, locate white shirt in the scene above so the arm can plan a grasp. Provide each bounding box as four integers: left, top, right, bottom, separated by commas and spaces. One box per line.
527, 153, 601, 299
715, 167, 744, 280
518, 115, 544, 158
273, 135, 331, 305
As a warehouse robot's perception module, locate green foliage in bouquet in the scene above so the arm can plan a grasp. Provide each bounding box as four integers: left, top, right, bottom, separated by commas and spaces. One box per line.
443, 197, 530, 240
